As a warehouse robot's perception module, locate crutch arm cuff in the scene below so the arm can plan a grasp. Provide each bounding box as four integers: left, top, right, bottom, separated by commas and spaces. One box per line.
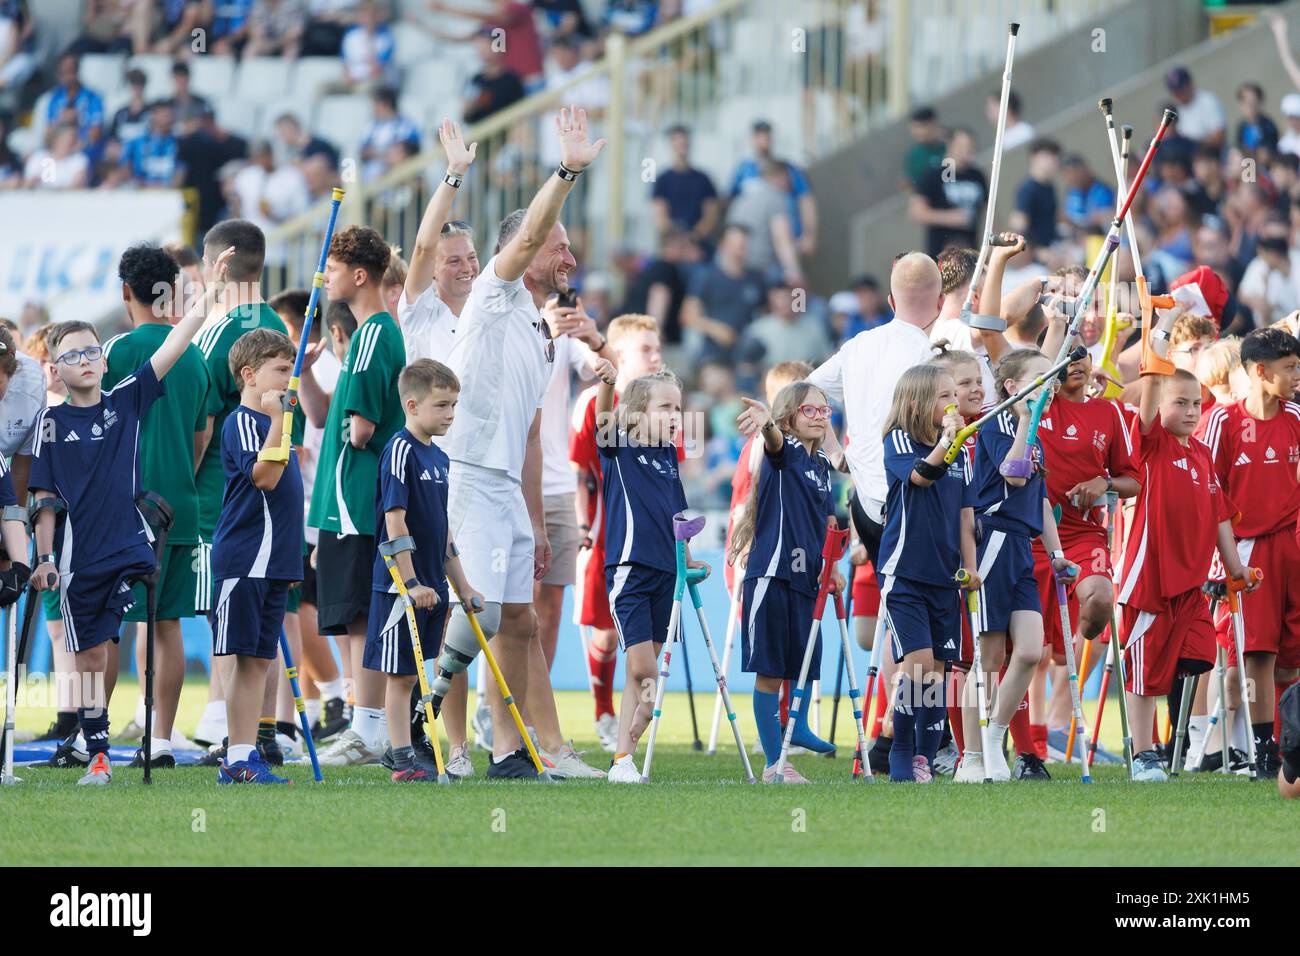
999, 455, 1034, 479
1, 505, 29, 529
29, 496, 66, 521
257, 445, 291, 463
378, 535, 417, 557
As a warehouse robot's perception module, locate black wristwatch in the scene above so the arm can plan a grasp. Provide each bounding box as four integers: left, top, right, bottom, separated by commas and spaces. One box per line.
1103, 475, 1114, 493
404, 577, 420, 590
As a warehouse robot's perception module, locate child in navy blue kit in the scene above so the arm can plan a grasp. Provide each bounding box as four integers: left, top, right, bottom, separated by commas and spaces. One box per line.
966, 348, 1077, 783
29, 245, 236, 785
364, 359, 483, 783
592, 362, 709, 784
0, 452, 32, 608
209, 328, 303, 785
730, 381, 845, 784
878, 365, 979, 782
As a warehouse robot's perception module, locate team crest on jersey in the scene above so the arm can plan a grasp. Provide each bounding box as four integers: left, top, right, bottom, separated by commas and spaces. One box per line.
804, 468, 832, 494
1093, 430, 1106, 451
1266, 446, 1277, 462
1291, 445, 1299, 465
1065, 424, 1078, 439
90, 423, 103, 441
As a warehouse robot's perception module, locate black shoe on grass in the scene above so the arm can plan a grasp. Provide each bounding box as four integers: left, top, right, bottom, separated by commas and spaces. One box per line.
1013, 752, 1052, 780
486, 747, 540, 780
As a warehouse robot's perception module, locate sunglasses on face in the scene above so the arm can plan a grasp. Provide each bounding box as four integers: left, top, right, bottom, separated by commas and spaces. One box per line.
440, 219, 471, 236
798, 403, 832, 420
55, 346, 103, 366
538, 318, 555, 363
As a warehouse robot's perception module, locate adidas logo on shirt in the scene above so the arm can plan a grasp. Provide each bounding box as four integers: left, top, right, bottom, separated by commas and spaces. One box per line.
64, 430, 79, 442
1041, 417, 1052, 431
1173, 458, 1188, 471
1235, 452, 1251, 467
419, 469, 432, 481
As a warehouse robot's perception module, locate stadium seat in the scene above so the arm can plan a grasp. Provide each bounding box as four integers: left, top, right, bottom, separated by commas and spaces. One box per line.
214, 97, 262, 141
258, 99, 313, 139
233, 56, 293, 104
313, 95, 374, 157
189, 55, 236, 99
79, 54, 126, 97
290, 57, 345, 102
392, 22, 439, 70
127, 54, 177, 101
403, 60, 465, 104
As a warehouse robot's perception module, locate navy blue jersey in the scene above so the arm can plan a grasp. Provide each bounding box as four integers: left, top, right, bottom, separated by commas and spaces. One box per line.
599, 429, 689, 574
742, 436, 836, 595
968, 410, 1047, 537
0, 454, 15, 508
879, 428, 972, 586
372, 429, 450, 595
212, 408, 305, 580
29, 362, 162, 574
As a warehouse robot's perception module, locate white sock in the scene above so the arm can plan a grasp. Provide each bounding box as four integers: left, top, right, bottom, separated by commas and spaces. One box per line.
492, 752, 510, 764
988, 720, 1008, 745
1230, 709, 1249, 752
134, 697, 147, 727
149, 736, 172, 756
318, 678, 346, 701
200, 700, 227, 726
353, 706, 385, 750
1187, 716, 1207, 760
378, 709, 390, 748
305, 698, 322, 726
227, 744, 255, 763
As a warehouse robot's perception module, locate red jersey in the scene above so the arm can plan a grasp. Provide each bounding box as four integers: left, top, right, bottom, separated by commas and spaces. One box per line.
1035, 396, 1136, 531
1118, 418, 1235, 613
1196, 399, 1300, 538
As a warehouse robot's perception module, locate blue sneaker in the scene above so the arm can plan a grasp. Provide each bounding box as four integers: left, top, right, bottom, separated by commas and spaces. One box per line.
1046, 728, 1122, 765
218, 751, 292, 785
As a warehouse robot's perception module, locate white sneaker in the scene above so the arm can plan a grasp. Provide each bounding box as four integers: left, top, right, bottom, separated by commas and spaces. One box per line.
194, 707, 228, 748
912, 755, 933, 783
762, 761, 811, 784
445, 743, 474, 778
932, 744, 960, 776
170, 728, 198, 751
541, 740, 606, 779
594, 713, 619, 752
984, 744, 1011, 782
607, 753, 641, 783
953, 752, 985, 783
787, 745, 811, 756
276, 732, 303, 760
317, 729, 384, 766
472, 701, 493, 752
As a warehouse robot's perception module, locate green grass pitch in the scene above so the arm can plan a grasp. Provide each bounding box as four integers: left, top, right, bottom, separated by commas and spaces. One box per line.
3, 678, 1296, 866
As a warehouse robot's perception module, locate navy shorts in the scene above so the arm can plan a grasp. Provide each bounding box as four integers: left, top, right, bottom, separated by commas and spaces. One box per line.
881, 575, 960, 663
741, 576, 821, 680
363, 590, 448, 676
607, 562, 675, 650
210, 578, 292, 659
59, 553, 155, 653
975, 527, 1041, 634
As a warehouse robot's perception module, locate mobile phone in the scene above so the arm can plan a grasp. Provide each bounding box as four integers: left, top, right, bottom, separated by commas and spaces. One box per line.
556, 289, 578, 309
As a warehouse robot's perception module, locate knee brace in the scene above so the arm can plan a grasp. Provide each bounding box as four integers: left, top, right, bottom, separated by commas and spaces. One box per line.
429, 602, 502, 711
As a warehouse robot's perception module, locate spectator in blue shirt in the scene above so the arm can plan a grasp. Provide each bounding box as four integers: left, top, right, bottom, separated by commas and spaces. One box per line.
1009, 138, 1060, 252
1061, 153, 1115, 233
359, 85, 419, 183
122, 101, 184, 188
651, 124, 719, 243
1236, 82, 1280, 157
729, 120, 818, 254
46, 51, 104, 154
211, 0, 255, 54
829, 275, 892, 343
604, 0, 658, 36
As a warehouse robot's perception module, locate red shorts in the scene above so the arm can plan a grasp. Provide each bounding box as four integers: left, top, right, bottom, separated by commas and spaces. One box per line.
1215, 528, 1300, 668
577, 541, 614, 630
1121, 589, 1216, 697
851, 560, 880, 618
1034, 530, 1112, 658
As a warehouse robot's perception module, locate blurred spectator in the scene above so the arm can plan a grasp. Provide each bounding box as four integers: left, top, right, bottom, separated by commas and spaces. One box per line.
737, 281, 834, 370
340, 1, 395, 89
121, 101, 184, 188
1194, 215, 1245, 292
463, 30, 524, 124
301, 0, 353, 57
1061, 153, 1114, 232
67, 0, 134, 56
651, 124, 718, 241
0, 116, 21, 186
431, 0, 544, 89
0, 0, 36, 98
729, 120, 817, 255
210, 0, 256, 55
164, 241, 204, 306
575, 270, 612, 324
1236, 82, 1280, 156
545, 35, 608, 113
1227, 181, 1272, 265
909, 126, 985, 257
231, 139, 309, 233
987, 88, 1034, 150
1190, 145, 1226, 219
301, 151, 340, 201
904, 105, 944, 188
1165, 66, 1225, 149
680, 224, 766, 365
179, 106, 249, 233
1149, 186, 1194, 276
359, 86, 418, 182
130, 0, 209, 57
247, 0, 306, 60
47, 52, 105, 155
273, 112, 340, 170
605, 0, 660, 37
1279, 93, 1300, 156
1010, 138, 1059, 251
23, 123, 89, 189
534, 0, 596, 43
168, 62, 211, 131
830, 275, 891, 342
1239, 230, 1300, 326
620, 229, 700, 344
725, 159, 803, 285
108, 68, 150, 153
1156, 151, 1212, 221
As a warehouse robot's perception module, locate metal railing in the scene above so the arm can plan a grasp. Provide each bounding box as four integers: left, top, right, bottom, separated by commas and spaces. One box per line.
263, 0, 1131, 296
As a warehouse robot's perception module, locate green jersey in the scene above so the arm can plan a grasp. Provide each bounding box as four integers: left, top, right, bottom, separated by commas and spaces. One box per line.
307, 311, 405, 536
102, 323, 212, 546
193, 303, 302, 537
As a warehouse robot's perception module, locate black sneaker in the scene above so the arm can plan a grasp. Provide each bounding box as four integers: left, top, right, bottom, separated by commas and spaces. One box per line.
1012, 752, 1052, 780
35, 713, 79, 742
486, 747, 540, 780
1255, 739, 1282, 780
380, 746, 396, 771
129, 747, 176, 769
866, 736, 892, 776
198, 737, 228, 767
311, 698, 349, 742
45, 732, 89, 767
257, 736, 284, 767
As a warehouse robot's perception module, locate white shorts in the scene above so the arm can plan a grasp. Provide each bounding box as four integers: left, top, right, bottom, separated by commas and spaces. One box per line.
447, 463, 536, 605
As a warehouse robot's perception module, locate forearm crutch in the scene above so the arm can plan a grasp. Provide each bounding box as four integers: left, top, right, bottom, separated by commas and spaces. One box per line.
381, 549, 449, 784
1, 568, 47, 783
1169, 673, 1197, 777
772, 517, 848, 781
2, 604, 18, 786
955, 570, 993, 782
1065, 637, 1093, 763
134, 492, 173, 785
706, 571, 743, 754
1188, 585, 1230, 773
1225, 569, 1263, 780
278, 628, 324, 782
1026, 108, 1176, 444
831, 587, 870, 781
1102, 492, 1134, 777
1051, 565, 1092, 783
852, 615, 887, 777
828, 570, 854, 751
958, 21, 1019, 332
260, 186, 345, 466
679, 613, 702, 751
680, 518, 755, 783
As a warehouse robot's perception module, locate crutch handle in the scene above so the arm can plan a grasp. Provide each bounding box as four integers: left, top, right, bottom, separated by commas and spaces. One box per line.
673, 512, 707, 542
1225, 567, 1262, 612
819, 515, 850, 562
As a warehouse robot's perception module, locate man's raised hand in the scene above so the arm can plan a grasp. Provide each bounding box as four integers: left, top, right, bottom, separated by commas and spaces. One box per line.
555, 106, 607, 171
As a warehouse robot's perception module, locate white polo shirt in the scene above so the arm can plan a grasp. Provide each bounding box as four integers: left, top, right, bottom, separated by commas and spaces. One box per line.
0, 352, 46, 459
540, 333, 595, 497
397, 283, 457, 364
929, 314, 997, 410
444, 255, 554, 482
807, 319, 935, 522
